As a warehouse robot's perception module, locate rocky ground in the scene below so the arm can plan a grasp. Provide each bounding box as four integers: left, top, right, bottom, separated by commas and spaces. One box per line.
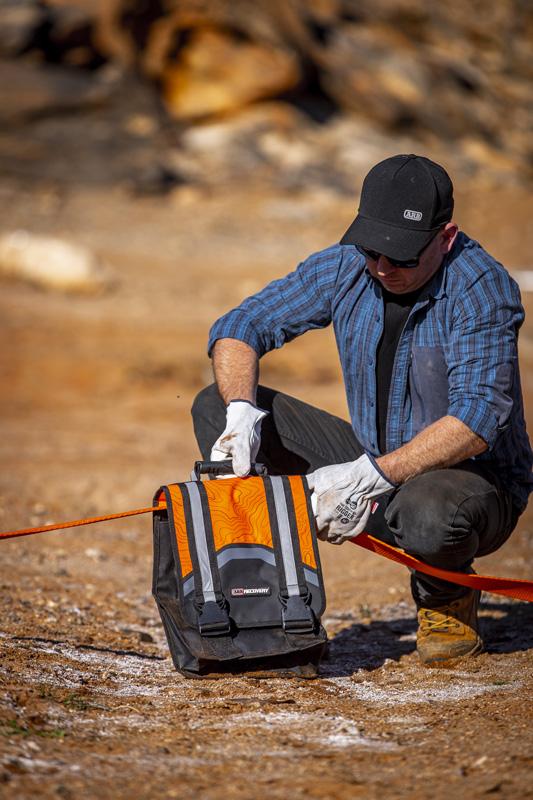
0, 176, 532, 799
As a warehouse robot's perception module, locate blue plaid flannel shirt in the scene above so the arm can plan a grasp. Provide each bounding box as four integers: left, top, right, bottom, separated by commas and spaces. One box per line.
208, 232, 533, 512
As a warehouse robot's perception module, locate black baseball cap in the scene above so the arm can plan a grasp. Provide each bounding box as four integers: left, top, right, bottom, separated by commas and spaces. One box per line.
340, 154, 454, 261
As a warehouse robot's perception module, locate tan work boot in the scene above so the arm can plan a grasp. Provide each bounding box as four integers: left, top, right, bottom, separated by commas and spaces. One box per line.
416, 590, 484, 664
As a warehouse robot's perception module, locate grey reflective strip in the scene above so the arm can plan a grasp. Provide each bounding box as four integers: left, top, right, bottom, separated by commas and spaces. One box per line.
182, 546, 278, 597
217, 546, 276, 570
304, 567, 319, 587
185, 482, 216, 603
270, 476, 300, 597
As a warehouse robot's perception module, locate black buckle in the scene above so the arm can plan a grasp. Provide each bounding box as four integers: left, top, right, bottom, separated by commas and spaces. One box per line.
197, 600, 231, 637
281, 595, 316, 634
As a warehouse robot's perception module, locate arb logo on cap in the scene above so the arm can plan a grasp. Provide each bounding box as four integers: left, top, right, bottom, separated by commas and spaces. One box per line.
403, 209, 423, 221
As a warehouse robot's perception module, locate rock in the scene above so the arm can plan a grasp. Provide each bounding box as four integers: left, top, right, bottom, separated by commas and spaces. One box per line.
123, 114, 158, 138
84, 548, 107, 561
0, 0, 46, 58
97, 0, 290, 76
45, 3, 104, 69
127, 162, 186, 197
181, 102, 300, 153
178, 102, 309, 181
169, 184, 210, 207
0, 60, 115, 124
0, 231, 114, 294
460, 137, 522, 177
177, 102, 409, 194
319, 25, 430, 127
162, 27, 301, 119
0, 0, 104, 67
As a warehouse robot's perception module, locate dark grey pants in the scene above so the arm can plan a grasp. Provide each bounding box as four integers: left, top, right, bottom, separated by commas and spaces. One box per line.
191, 384, 519, 607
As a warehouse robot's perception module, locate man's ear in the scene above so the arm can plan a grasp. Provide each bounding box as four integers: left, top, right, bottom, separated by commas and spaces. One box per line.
441, 222, 459, 253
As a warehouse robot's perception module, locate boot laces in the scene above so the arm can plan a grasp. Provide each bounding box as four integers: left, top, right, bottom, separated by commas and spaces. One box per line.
419, 605, 463, 634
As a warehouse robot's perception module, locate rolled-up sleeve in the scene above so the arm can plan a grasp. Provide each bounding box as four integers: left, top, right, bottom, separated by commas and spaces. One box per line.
207, 245, 343, 357
446, 271, 524, 449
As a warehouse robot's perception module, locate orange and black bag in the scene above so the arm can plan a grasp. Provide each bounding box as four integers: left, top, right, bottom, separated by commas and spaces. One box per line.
152, 461, 327, 677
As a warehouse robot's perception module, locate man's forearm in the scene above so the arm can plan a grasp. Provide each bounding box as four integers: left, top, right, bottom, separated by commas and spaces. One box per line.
376, 415, 487, 485
212, 338, 259, 405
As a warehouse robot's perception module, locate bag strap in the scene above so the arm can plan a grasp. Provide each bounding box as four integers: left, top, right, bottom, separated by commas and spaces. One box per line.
263, 475, 316, 633
180, 481, 231, 636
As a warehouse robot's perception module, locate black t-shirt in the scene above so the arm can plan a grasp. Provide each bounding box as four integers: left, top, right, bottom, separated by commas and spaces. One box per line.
376, 287, 423, 453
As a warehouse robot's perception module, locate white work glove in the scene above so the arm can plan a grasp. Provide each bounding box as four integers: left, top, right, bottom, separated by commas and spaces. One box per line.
306, 454, 395, 545
210, 400, 268, 477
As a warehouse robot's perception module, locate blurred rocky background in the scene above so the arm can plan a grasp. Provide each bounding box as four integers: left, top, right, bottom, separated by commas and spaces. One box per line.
0, 0, 532, 194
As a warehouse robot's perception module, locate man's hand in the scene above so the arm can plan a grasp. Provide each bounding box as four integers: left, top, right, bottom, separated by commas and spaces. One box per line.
306, 454, 395, 544
211, 400, 268, 477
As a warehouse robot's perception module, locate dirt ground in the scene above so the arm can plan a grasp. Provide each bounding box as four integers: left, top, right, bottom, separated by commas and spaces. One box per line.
0, 180, 532, 799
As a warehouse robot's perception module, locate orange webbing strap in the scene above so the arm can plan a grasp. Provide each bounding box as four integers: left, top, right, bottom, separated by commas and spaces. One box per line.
352, 533, 533, 602
1, 504, 532, 602
0, 506, 161, 541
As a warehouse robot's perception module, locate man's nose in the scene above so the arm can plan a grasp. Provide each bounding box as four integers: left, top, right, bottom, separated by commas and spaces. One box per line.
376, 255, 396, 275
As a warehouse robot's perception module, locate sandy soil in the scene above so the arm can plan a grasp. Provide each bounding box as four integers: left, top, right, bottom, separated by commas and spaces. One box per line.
0, 180, 532, 799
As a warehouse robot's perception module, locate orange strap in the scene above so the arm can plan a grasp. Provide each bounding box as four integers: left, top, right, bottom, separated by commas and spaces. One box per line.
0, 507, 160, 541
352, 533, 533, 602
1, 504, 532, 602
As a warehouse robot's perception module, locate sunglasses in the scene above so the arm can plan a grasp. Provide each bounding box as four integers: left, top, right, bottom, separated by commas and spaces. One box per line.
355, 230, 441, 269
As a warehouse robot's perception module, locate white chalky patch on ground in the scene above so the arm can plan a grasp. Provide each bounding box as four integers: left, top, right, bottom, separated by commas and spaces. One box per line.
1, 637, 168, 697
76, 714, 154, 733
384, 714, 429, 732
191, 710, 397, 751
1, 756, 64, 774
326, 677, 521, 705
2, 750, 222, 778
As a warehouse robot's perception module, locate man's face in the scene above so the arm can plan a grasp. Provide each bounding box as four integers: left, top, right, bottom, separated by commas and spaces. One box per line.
364, 223, 458, 294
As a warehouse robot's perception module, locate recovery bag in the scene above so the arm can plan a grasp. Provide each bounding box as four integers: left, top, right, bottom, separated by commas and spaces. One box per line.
152, 461, 327, 677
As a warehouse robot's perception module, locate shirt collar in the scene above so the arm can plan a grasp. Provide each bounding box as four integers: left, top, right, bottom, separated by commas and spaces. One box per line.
362, 231, 466, 302
426, 230, 466, 300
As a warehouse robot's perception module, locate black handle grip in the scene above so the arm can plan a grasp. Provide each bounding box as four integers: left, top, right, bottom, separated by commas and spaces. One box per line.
193, 460, 268, 480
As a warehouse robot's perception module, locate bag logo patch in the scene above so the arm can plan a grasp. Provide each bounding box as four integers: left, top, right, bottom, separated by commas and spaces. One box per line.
403, 209, 423, 221
231, 586, 271, 597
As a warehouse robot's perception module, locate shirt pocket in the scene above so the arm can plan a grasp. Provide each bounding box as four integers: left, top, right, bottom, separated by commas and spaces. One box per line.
409, 345, 449, 434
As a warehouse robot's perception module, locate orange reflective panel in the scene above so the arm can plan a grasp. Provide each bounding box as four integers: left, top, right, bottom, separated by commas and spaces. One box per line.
167, 484, 193, 578
203, 477, 273, 551
287, 475, 317, 570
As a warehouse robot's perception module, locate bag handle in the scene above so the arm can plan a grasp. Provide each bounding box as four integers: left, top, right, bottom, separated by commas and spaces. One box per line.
191, 460, 268, 481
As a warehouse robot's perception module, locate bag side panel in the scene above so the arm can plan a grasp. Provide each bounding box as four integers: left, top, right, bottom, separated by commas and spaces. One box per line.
154, 489, 242, 673
156, 600, 200, 674
152, 506, 203, 673
152, 513, 178, 602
